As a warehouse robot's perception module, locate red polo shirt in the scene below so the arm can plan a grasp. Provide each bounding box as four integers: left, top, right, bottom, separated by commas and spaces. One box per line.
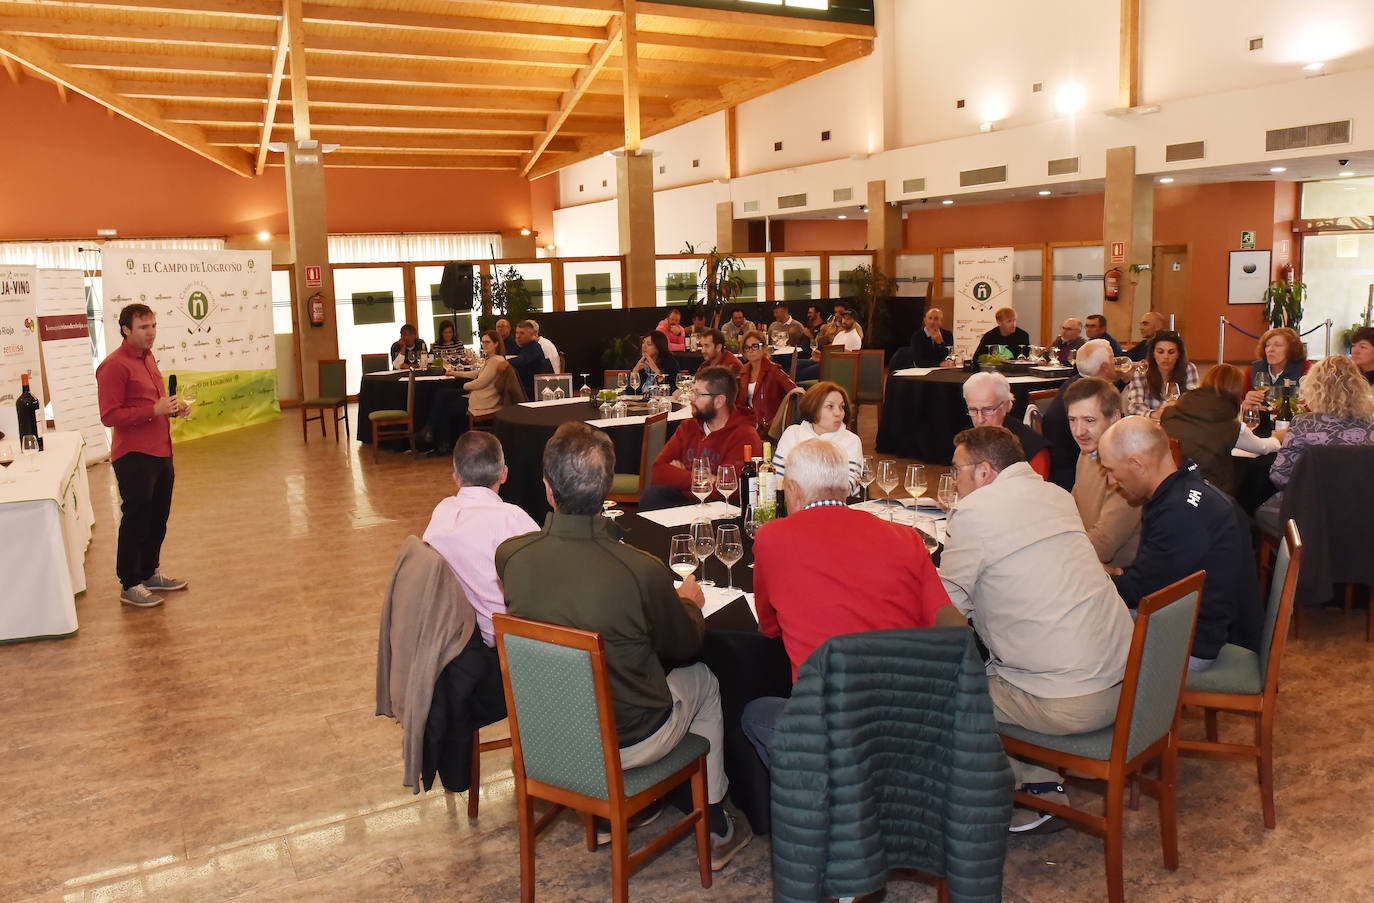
96, 340, 172, 462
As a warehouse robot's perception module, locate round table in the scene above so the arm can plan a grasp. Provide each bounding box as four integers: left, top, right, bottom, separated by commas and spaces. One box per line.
494, 401, 686, 521
875, 367, 1070, 465
356, 369, 473, 444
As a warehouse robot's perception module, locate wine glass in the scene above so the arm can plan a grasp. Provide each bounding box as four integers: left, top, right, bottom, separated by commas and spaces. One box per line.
1243, 407, 1261, 431
716, 464, 738, 515
905, 463, 927, 505
179, 392, 196, 420
20, 434, 39, 469
743, 502, 761, 567
669, 534, 698, 580
690, 458, 714, 513
0, 441, 14, 483
914, 515, 940, 556
1114, 356, 1133, 379
937, 472, 957, 510
617, 372, 629, 393
578, 373, 593, 399
1164, 382, 1181, 404
715, 524, 743, 590
859, 455, 876, 505
628, 369, 641, 393
875, 460, 898, 506
691, 519, 715, 586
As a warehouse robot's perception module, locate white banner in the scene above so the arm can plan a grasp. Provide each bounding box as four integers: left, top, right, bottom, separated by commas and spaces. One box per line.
952, 247, 1014, 356
0, 265, 43, 444
102, 250, 278, 441
36, 269, 109, 464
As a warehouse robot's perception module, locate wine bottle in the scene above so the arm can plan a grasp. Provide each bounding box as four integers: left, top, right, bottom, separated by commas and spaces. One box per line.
740, 445, 756, 510
16, 372, 41, 447
759, 441, 776, 510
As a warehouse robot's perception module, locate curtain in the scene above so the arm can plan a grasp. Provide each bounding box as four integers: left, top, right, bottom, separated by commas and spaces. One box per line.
328, 233, 502, 264
0, 238, 225, 270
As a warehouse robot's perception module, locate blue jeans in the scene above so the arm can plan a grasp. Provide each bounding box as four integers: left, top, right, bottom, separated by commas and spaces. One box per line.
740, 696, 788, 769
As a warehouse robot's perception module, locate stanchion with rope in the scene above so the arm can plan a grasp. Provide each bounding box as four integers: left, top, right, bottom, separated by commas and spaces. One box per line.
1218, 317, 1332, 363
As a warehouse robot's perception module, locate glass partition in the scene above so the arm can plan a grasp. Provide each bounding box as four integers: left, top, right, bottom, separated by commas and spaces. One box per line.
562, 260, 622, 310
1050, 246, 1105, 343
656, 258, 702, 307
1300, 233, 1374, 357
334, 266, 405, 395
414, 264, 474, 348
773, 256, 821, 303
271, 268, 297, 401
894, 253, 935, 299
1012, 248, 1043, 344
827, 253, 876, 299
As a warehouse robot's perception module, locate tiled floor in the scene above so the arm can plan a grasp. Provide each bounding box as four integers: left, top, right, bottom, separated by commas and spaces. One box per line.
4, 407, 1374, 902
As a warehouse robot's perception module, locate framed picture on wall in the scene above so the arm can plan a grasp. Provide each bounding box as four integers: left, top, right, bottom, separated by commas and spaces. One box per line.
1227, 250, 1271, 304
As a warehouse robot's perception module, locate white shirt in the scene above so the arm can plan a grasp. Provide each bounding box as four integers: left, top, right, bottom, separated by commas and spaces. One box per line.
772, 421, 863, 496
537, 336, 560, 371
834, 328, 862, 351
938, 462, 1134, 698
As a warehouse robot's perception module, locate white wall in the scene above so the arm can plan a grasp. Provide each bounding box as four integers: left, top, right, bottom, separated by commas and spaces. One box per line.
551, 181, 731, 256
557, 112, 730, 208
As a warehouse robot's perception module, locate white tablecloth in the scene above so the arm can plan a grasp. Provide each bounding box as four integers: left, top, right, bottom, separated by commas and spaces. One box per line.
0, 431, 92, 641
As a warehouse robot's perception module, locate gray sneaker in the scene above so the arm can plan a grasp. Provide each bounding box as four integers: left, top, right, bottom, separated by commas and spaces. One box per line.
710, 813, 752, 871
120, 585, 164, 608
1009, 781, 1070, 835
143, 571, 187, 591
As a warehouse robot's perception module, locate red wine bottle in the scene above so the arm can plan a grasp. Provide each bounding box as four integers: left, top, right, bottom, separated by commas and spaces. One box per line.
16, 372, 41, 447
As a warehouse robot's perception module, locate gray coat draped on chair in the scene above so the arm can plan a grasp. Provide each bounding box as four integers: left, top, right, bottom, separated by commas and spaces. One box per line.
769, 627, 1014, 903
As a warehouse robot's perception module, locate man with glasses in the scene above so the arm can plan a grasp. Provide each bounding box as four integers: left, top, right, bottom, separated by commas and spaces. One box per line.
1049, 318, 1084, 366
639, 366, 759, 510
1084, 313, 1123, 356
938, 425, 1133, 835
962, 371, 1050, 479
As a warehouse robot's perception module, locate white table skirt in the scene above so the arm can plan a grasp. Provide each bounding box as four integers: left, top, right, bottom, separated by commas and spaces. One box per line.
0, 431, 92, 642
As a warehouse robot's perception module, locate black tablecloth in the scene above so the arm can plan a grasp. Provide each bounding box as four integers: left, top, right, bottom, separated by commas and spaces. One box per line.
494, 403, 685, 521
876, 368, 1069, 465
624, 510, 791, 836
356, 370, 472, 444
1233, 451, 1278, 517
673, 348, 797, 375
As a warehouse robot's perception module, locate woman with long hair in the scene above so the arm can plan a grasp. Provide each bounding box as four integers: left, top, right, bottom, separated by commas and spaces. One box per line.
424, 329, 511, 455
735, 328, 797, 434
1161, 363, 1279, 494
431, 319, 461, 353
1124, 330, 1199, 418
771, 381, 863, 495
627, 329, 681, 394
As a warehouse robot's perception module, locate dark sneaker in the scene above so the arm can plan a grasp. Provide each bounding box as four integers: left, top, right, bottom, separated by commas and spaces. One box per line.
120, 585, 164, 608
143, 571, 187, 591
594, 800, 665, 846
1009, 781, 1070, 835
710, 812, 752, 871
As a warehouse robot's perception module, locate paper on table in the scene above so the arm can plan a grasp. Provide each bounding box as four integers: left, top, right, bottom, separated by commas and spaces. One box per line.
415, 375, 458, 382
892, 367, 939, 377
519, 396, 593, 408
1231, 447, 1259, 459
1007, 374, 1065, 384
638, 501, 737, 528
587, 406, 692, 428
675, 581, 750, 619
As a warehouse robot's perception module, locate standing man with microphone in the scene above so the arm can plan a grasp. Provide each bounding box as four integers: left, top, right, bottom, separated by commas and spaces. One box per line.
96, 303, 190, 608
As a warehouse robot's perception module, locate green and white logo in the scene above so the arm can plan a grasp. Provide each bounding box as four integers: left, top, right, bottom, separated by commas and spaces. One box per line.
126, 258, 135, 271
187, 290, 210, 320
973, 281, 993, 302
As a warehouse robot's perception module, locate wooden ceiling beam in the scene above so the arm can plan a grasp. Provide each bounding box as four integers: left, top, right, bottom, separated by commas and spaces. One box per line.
0, 14, 276, 48
638, 4, 874, 39
0, 31, 253, 177
637, 30, 824, 60
298, 4, 611, 42
280, 151, 523, 170
522, 15, 622, 176
167, 104, 618, 135
621, 0, 639, 152
586, 74, 718, 100
305, 58, 574, 92
34, 0, 280, 18
488, 0, 621, 11
210, 129, 578, 153
2, 56, 20, 84
608, 55, 771, 81
308, 33, 589, 68
61, 49, 272, 76
255, 6, 290, 174
285, 0, 310, 140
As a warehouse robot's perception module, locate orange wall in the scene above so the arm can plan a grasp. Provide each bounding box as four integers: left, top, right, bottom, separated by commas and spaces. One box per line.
0, 78, 551, 241
776, 217, 869, 251
902, 193, 1105, 247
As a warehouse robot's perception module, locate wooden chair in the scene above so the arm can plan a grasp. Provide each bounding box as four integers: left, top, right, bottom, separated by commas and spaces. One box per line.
468, 728, 514, 818
854, 348, 886, 425
1168, 437, 1183, 467
1027, 388, 1057, 414
826, 351, 862, 431
300, 359, 349, 443
998, 571, 1204, 903
534, 373, 574, 399
368, 367, 417, 461
492, 613, 711, 903
360, 352, 391, 375
768, 386, 808, 444
779, 347, 799, 381
1179, 520, 1301, 829
607, 411, 670, 504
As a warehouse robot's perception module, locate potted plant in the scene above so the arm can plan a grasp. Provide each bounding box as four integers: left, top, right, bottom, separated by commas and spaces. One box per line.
845, 263, 896, 346
478, 265, 536, 331
1261, 277, 1306, 330
601, 333, 639, 372
683, 243, 745, 327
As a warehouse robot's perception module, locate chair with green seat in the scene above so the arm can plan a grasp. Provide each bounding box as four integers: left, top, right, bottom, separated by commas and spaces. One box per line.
854, 348, 886, 426
301, 359, 349, 443
998, 570, 1204, 903
492, 612, 711, 903
369, 367, 417, 461
607, 411, 669, 505
1179, 519, 1301, 829
798, 343, 843, 389
826, 351, 861, 430
360, 353, 390, 375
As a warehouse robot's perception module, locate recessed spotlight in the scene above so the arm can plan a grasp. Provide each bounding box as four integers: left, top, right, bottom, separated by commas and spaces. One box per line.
1303, 61, 1325, 72
256, 230, 271, 241
837, 215, 847, 220
1158, 177, 1175, 183
1038, 190, 1051, 196
979, 122, 994, 133
1338, 171, 1356, 177
1055, 84, 1085, 115
1269, 166, 1287, 173
520, 228, 531, 236
942, 199, 954, 205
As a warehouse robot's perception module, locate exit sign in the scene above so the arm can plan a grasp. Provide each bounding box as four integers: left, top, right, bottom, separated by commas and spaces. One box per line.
305, 265, 322, 288
1109, 241, 1125, 263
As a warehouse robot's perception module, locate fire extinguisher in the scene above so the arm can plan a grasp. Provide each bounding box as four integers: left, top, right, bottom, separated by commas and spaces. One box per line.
1104, 267, 1122, 302
308, 292, 326, 328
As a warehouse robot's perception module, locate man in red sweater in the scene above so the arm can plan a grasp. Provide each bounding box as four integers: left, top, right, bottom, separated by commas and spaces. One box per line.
698, 329, 743, 375
96, 303, 190, 608
639, 365, 757, 510
742, 439, 959, 767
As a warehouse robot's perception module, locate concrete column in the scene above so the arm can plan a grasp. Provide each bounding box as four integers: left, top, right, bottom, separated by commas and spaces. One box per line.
715, 201, 750, 253
1102, 145, 1153, 341
616, 151, 656, 308
867, 179, 901, 276
285, 140, 337, 400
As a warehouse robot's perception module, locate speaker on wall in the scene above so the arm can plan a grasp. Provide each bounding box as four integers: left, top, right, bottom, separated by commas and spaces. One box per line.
440, 262, 474, 312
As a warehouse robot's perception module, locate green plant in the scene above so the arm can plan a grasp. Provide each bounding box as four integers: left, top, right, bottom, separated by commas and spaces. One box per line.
477, 265, 536, 331
1261, 279, 1306, 330
845, 263, 896, 346
683, 243, 745, 327
601, 333, 639, 371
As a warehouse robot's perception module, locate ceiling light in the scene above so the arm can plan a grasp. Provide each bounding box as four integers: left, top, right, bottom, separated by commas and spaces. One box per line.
1158, 177, 1174, 183
1055, 84, 1085, 115
979, 122, 994, 133
942, 199, 954, 205
1269, 166, 1287, 173
520, 228, 531, 236
1038, 190, 1051, 196
1303, 61, 1325, 72
1338, 171, 1356, 177
256, 230, 271, 241
837, 215, 847, 219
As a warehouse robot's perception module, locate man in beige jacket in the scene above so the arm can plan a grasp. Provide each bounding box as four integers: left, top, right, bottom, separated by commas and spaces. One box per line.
1064, 377, 1141, 568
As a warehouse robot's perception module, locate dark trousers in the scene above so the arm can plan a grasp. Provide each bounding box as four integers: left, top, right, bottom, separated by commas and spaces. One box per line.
112, 452, 175, 590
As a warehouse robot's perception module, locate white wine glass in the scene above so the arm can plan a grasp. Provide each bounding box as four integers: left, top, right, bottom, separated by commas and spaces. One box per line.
914, 515, 940, 556
669, 535, 698, 580
859, 455, 876, 505
690, 458, 714, 513
1243, 407, 1261, 431
875, 460, 898, 506
19, 434, 39, 469
937, 472, 957, 511
716, 464, 738, 515
691, 519, 715, 586
578, 373, 593, 399
743, 502, 761, 567
1164, 382, 1181, 404
715, 524, 743, 590
179, 393, 196, 420
905, 463, 927, 505
617, 372, 629, 393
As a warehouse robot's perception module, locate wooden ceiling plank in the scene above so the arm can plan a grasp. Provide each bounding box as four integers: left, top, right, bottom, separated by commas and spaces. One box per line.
255, 7, 290, 174
214, 129, 577, 153
521, 15, 622, 176
309, 33, 588, 68
638, 4, 874, 39
0, 14, 276, 48
281, 151, 521, 170
298, 4, 610, 42
0, 31, 253, 177
305, 57, 574, 92
62, 49, 272, 77
285, 0, 310, 140
164, 103, 621, 135
40, 0, 280, 19
488, 0, 621, 11
637, 30, 823, 60
613, 55, 771, 81
621, 0, 639, 152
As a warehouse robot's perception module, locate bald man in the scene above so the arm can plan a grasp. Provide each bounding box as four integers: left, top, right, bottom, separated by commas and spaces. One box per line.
1096, 417, 1261, 670
1049, 318, 1085, 366
1126, 312, 1167, 362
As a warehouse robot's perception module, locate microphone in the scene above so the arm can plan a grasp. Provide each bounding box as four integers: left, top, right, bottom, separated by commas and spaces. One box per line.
168, 374, 177, 396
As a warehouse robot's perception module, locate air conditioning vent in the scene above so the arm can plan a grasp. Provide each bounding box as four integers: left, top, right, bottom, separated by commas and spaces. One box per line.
743, 200, 759, 213
833, 187, 853, 202
1266, 119, 1352, 152
902, 177, 926, 193
1164, 141, 1205, 162
777, 193, 807, 209
959, 165, 1007, 187
1047, 156, 1079, 176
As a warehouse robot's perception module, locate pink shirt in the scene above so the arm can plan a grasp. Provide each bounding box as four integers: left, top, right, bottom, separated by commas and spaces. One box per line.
422, 486, 539, 646
95, 340, 172, 462
656, 318, 687, 351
